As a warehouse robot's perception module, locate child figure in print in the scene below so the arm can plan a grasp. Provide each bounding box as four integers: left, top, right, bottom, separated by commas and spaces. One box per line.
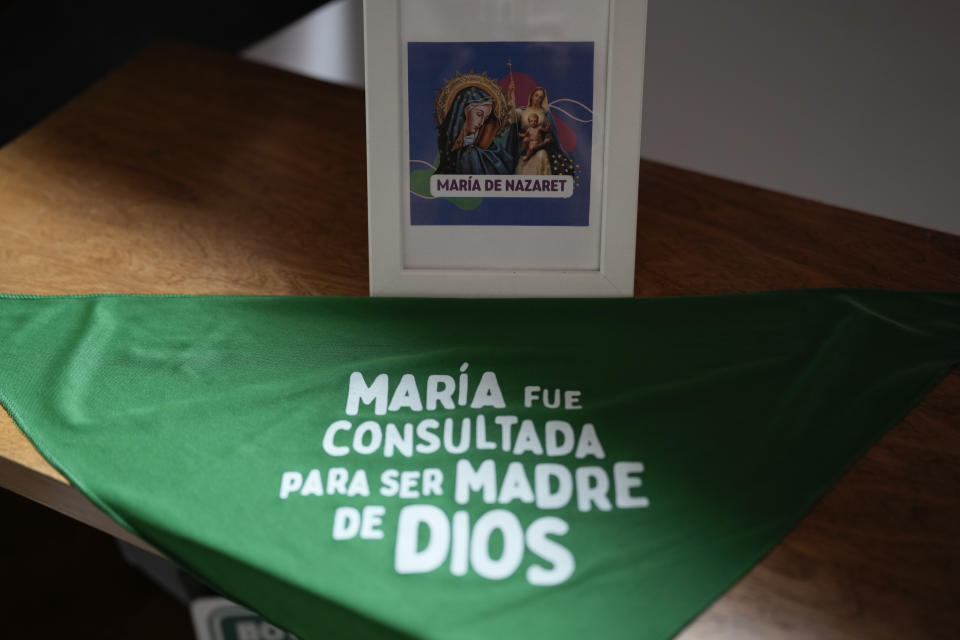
518, 112, 552, 162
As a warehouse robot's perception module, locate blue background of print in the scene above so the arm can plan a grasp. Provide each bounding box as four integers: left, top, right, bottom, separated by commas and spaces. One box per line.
408, 41, 594, 226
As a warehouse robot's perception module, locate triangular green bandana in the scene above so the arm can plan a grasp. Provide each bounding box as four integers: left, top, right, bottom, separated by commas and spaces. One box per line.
1, 290, 959, 639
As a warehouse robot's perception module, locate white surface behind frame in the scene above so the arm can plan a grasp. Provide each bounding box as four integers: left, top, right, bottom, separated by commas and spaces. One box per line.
364, 0, 645, 297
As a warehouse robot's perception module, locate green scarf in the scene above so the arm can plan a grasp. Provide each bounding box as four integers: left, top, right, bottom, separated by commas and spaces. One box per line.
1, 290, 957, 639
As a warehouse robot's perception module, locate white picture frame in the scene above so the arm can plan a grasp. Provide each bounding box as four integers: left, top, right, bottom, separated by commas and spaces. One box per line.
364, 0, 646, 297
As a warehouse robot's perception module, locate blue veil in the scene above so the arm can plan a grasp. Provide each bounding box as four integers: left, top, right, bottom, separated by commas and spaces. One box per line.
436, 86, 515, 175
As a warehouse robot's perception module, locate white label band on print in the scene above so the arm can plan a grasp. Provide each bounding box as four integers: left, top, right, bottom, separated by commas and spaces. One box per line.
430, 174, 574, 199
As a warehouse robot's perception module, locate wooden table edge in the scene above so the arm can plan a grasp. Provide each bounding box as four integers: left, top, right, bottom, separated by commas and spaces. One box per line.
0, 443, 158, 554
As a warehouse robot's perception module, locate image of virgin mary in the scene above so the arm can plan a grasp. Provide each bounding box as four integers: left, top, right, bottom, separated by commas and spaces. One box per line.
509, 84, 575, 176
434, 74, 515, 175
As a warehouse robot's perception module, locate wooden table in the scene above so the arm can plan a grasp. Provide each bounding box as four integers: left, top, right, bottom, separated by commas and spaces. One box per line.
1, 42, 957, 639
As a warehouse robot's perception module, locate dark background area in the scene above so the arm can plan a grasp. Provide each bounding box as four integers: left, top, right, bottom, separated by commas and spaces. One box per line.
1, 487, 195, 637
0, 0, 326, 147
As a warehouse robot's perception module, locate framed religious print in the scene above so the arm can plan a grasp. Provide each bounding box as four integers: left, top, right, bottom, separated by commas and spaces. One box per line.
364, 0, 646, 297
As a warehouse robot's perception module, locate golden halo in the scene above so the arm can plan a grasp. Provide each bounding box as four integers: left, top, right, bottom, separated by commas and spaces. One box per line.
434, 72, 510, 137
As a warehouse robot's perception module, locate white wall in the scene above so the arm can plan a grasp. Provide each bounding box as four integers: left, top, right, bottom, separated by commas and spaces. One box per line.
641, 0, 960, 236
245, 0, 960, 236
244, 0, 364, 89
